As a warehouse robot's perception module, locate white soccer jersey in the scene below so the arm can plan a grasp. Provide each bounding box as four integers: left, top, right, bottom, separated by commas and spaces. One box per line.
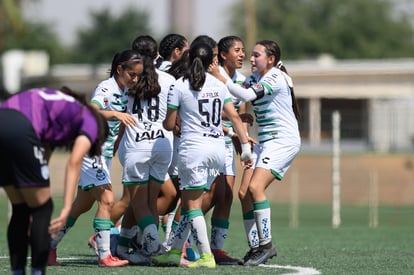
120, 70, 174, 150
168, 73, 232, 189
78, 76, 127, 188
247, 67, 300, 144
168, 73, 232, 142
91, 77, 128, 158
158, 60, 172, 72
118, 70, 175, 183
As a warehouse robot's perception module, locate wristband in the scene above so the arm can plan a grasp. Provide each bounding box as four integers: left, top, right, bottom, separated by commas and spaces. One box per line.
240, 143, 252, 161
226, 127, 235, 138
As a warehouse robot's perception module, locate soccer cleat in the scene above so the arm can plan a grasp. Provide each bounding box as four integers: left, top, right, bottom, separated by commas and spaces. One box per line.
186, 253, 216, 268
47, 248, 61, 266
242, 247, 259, 263
88, 235, 98, 256
212, 249, 242, 265
179, 257, 193, 267
98, 254, 129, 267
243, 242, 277, 266
182, 240, 199, 261
151, 248, 181, 267
116, 246, 151, 266
185, 246, 200, 261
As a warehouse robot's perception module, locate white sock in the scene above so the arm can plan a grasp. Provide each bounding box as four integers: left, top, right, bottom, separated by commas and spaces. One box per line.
164, 211, 176, 242
170, 214, 190, 250
243, 218, 259, 248
142, 223, 162, 255
188, 209, 211, 255
95, 229, 111, 259
254, 207, 272, 246
210, 226, 227, 250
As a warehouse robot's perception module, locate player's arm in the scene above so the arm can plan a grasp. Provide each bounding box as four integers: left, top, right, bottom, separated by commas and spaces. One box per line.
90, 102, 136, 127
223, 101, 256, 165
225, 81, 264, 102
210, 63, 262, 102
113, 123, 125, 156
163, 107, 178, 131
49, 135, 91, 235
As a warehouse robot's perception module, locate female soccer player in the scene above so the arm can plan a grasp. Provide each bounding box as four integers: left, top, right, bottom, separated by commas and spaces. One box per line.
0, 87, 108, 275
48, 49, 142, 267
204, 35, 250, 265
152, 41, 253, 268
157, 33, 189, 72
115, 35, 176, 265
211, 39, 301, 266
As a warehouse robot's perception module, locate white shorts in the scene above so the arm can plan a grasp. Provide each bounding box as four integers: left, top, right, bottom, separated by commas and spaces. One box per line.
221, 142, 236, 176
118, 138, 173, 185
254, 139, 300, 180
78, 155, 112, 190
168, 137, 180, 177
178, 138, 225, 191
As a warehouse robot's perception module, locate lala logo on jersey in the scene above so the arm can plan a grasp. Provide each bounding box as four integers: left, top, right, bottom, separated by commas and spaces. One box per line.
135, 123, 165, 142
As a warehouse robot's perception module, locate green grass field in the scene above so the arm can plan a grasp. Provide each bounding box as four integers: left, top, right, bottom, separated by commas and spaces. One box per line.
0, 195, 413, 274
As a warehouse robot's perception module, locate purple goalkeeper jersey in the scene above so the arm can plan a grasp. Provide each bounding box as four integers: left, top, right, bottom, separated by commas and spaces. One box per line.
0, 88, 99, 146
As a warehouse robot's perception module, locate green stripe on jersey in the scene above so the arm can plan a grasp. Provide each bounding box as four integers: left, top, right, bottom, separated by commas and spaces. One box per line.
167, 103, 179, 110
253, 100, 269, 106
255, 109, 271, 115
91, 99, 104, 109
258, 131, 278, 136
260, 82, 273, 94
256, 117, 274, 124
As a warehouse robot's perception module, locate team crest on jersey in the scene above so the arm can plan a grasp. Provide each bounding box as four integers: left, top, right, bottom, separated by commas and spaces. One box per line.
96, 169, 106, 181
254, 83, 263, 90
103, 97, 109, 108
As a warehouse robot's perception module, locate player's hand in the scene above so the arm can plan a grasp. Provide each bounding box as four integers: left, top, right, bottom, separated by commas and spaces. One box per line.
240, 143, 253, 161
208, 60, 219, 76
116, 112, 136, 127
240, 159, 253, 170
49, 208, 70, 237
232, 135, 257, 155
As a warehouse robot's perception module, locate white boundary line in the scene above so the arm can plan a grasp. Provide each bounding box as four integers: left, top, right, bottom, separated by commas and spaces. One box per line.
261, 264, 321, 275
0, 256, 321, 274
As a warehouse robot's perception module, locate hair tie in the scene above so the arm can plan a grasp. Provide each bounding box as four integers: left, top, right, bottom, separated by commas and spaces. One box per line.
276, 60, 283, 69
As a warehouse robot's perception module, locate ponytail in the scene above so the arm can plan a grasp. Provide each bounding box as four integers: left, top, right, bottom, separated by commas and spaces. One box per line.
186, 57, 206, 91
277, 61, 301, 122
